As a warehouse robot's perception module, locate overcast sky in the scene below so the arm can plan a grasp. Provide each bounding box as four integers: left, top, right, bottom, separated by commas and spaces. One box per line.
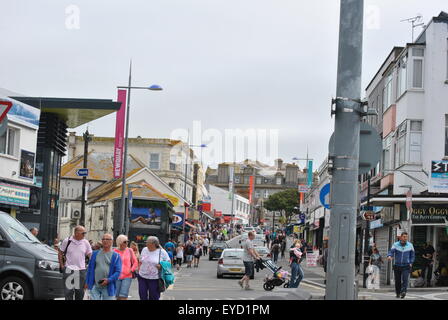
1, 0, 446, 169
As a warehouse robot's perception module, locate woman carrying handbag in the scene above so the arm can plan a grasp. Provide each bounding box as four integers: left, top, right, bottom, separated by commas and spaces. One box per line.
367, 247, 383, 290
138, 236, 170, 300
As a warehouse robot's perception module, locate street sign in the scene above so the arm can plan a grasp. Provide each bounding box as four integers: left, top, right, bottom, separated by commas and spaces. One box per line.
329, 122, 382, 175
406, 190, 412, 211
319, 183, 331, 209
362, 211, 375, 221
298, 185, 310, 193
76, 168, 89, 177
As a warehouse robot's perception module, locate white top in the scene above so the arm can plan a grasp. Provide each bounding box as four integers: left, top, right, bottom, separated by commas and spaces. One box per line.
176, 247, 184, 259
139, 247, 170, 280
203, 238, 209, 246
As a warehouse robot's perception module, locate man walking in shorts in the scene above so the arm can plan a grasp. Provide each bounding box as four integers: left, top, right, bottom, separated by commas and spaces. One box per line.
238, 232, 261, 290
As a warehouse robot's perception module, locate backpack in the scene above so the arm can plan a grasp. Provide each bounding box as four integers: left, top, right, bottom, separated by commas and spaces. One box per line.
160, 260, 175, 286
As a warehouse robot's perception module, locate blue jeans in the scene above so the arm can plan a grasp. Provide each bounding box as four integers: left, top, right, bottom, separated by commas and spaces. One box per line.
90, 285, 115, 300
289, 262, 304, 288
116, 278, 133, 298
394, 265, 411, 295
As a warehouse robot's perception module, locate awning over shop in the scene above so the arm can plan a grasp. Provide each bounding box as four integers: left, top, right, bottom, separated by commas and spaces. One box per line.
10, 96, 121, 129
362, 196, 448, 206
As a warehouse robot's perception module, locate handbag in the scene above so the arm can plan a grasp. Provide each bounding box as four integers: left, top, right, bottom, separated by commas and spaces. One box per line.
366, 265, 374, 275
158, 249, 166, 293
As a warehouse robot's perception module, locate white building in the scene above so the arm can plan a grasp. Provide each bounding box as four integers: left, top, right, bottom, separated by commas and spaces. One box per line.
207, 184, 250, 225
362, 12, 448, 286
0, 92, 40, 222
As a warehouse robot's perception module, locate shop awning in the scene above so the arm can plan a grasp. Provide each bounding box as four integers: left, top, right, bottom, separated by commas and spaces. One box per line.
362, 196, 448, 206
10, 96, 121, 129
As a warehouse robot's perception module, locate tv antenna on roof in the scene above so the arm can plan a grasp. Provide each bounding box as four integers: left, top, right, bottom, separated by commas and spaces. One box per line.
401, 14, 426, 42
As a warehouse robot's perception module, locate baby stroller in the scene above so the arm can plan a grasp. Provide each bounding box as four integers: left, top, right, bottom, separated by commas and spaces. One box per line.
262, 259, 290, 291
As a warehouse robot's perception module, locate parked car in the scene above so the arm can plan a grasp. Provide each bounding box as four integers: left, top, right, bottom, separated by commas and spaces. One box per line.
217, 248, 254, 279
209, 241, 229, 260
254, 246, 271, 261
243, 226, 256, 233
0, 212, 64, 300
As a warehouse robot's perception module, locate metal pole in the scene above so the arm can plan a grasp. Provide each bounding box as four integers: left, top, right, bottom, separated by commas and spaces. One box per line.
119, 60, 132, 238
326, 0, 364, 300
80, 129, 89, 226
183, 138, 189, 241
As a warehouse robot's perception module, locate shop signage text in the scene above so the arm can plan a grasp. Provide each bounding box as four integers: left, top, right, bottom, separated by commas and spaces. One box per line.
0, 183, 30, 207
405, 204, 448, 224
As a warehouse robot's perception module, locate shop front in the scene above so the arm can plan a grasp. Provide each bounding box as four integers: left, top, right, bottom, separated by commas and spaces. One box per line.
406, 204, 448, 286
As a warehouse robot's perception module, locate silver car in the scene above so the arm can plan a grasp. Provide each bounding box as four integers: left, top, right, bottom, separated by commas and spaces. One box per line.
217, 249, 254, 279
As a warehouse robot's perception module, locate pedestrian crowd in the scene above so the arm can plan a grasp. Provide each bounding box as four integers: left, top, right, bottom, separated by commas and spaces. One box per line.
54, 225, 220, 300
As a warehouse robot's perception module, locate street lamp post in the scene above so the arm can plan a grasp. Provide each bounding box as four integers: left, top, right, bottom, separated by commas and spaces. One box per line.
116, 61, 162, 237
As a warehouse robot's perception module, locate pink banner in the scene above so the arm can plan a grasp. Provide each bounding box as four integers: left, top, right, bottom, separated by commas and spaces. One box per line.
113, 89, 127, 179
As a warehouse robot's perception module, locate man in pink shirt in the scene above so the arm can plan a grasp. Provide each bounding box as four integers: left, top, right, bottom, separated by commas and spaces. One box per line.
58, 226, 92, 300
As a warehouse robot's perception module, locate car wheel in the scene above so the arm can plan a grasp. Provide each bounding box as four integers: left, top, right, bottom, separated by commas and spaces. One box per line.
0, 276, 32, 301
217, 273, 223, 279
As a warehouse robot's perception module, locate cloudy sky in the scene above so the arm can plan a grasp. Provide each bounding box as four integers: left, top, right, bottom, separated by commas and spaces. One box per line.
1, 0, 446, 169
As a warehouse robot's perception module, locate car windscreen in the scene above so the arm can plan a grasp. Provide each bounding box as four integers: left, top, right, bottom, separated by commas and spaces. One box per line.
255, 248, 269, 254
212, 243, 227, 248
0, 213, 40, 243
223, 251, 243, 259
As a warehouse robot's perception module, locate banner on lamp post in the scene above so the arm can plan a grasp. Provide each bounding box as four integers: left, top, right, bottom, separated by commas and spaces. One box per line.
228, 166, 234, 200
249, 176, 254, 204
113, 90, 127, 179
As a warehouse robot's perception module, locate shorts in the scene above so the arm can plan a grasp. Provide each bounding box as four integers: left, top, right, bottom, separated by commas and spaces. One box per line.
186, 255, 193, 262
115, 278, 133, 298
243, 261, 254, 277
176, 258, 183, 265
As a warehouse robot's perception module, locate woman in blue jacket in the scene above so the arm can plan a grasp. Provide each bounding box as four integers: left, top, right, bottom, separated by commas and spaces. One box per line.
85, 234, 122, 300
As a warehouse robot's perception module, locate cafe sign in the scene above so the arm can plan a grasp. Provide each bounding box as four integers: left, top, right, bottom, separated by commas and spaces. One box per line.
404, 204, 448, 224
0, 183, 30, 207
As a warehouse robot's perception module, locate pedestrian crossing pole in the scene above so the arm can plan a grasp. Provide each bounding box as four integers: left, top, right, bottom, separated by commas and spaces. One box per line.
326, 0, 364, 300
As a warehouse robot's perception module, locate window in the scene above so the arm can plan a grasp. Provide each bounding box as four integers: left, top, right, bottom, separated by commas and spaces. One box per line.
235, 175, 241, 183
276, 177, 282, 185
0, 128, 19, 157
397, 55, 408, 98
445, 115, 448, 156
383, 73, 393, 110
169, 155, 176, 171
409, 120, 422, 163
149, 153, 160, 170
256, 177, 262, 184
169, 182, 175, 189
446, 39, 448, 80
244, 176, 249, 184
410, 48, 424, 89
255, 190, 260, 198
264, 190, 269, 199
396, 122, 407, 167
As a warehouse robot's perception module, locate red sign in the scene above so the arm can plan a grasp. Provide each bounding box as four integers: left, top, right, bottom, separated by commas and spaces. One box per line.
0, 100, 12, 122
214, 211, 222, 217
113, 90, 127, 179
202, 203, 211, 212
249, 176, 254, 204
362, 211, 375, 221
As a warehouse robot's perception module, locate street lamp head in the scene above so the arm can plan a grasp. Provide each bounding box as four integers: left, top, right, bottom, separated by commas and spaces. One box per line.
200, 144, 207, 148
292, 157, 299, 160
148, 85, 163, 91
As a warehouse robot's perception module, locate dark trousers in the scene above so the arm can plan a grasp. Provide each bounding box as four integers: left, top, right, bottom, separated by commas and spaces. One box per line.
421, 263, 433, 284
273, 252, 279, 263
62, 268, 87, 300
137, 276, 160, 300
203, 246, 208, 255
394, 265, 411, 295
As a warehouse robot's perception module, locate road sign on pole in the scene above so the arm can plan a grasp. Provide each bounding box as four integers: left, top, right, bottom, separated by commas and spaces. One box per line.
320, 183, 331, 210
76, 168, 89, 177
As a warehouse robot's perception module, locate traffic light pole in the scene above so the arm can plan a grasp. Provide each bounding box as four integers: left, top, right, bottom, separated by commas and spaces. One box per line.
326, 0, 364, 300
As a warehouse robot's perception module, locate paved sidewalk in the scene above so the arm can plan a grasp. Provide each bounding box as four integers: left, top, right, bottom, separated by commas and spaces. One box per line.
300, 264, 448, 293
